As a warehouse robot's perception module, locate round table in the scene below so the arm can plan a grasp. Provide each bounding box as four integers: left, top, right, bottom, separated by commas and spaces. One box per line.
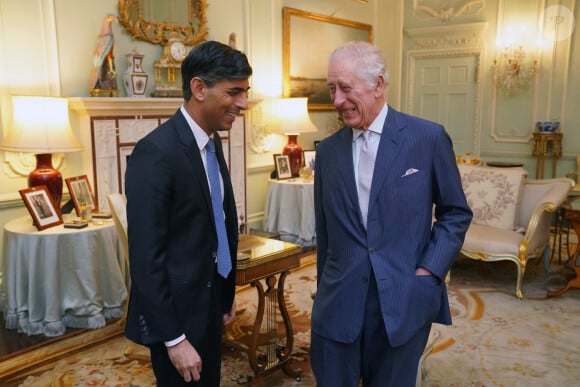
548, 194, 580, 297
1, 216, 127, 336
264, 178, 315, 247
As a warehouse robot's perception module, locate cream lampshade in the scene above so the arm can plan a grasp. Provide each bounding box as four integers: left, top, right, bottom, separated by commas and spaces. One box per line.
0, 96, 84, 206
271, 98, 317, 177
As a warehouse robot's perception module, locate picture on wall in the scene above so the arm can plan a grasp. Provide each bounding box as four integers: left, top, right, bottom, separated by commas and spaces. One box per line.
282, 7, 372, 110
19, 185, 63, 230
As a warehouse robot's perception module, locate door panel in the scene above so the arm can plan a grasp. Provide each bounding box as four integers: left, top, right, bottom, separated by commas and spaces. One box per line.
412, 56, 477, 155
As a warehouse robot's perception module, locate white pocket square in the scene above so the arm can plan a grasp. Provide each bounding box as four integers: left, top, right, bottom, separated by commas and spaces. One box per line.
401, 168, 420, 177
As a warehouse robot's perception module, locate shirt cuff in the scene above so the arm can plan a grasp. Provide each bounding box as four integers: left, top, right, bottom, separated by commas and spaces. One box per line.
164, 334, 186, 347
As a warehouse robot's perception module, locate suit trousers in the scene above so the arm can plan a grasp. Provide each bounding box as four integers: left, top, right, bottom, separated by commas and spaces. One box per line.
149, 269, 225, 387
310, 271, 432, 387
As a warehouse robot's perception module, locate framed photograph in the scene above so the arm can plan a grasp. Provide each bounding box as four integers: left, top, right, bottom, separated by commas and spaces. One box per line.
65, 175, 97, 216
303, 150, 316, 170
19, 185, 63, 230
283, 7, 372, 110
274, 154, 293, 180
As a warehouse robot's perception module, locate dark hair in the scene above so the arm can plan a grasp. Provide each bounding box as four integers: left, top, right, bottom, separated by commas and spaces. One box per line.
181, 40, 253, 101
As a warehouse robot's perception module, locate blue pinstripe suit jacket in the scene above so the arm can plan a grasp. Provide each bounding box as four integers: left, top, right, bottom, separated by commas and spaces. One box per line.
312, 106, 472, 347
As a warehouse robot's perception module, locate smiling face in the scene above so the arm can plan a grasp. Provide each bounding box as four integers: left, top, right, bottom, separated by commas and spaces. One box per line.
327, 55, 385, 131
189, 78, 250, 135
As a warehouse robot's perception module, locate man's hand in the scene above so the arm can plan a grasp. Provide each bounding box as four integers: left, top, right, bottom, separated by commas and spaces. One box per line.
415, 267, 433, 276
167, 339, 202, 382
223, 300, 236, 325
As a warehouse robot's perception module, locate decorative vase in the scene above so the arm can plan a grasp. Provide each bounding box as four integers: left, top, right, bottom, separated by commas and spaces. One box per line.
124, 49, 148, 97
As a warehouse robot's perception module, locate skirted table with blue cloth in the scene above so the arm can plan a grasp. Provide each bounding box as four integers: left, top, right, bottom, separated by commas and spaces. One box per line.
264, 178, 315, 247
1, 216, 128, 336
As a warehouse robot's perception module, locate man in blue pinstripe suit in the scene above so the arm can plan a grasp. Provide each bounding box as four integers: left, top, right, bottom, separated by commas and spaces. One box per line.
310, 41, 473, 386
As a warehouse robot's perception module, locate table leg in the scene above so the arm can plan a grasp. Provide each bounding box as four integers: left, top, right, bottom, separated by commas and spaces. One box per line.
226, 271, 302, 379
548, 220, 580, 297
535, 156, 544, 179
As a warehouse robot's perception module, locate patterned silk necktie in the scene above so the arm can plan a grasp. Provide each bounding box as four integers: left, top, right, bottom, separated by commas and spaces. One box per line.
357, 130, 374, 228
206, 138, 232, 278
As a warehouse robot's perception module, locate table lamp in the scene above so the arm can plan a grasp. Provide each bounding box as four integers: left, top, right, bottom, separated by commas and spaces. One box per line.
0, 96, 84, 206
272, 98, 317, 177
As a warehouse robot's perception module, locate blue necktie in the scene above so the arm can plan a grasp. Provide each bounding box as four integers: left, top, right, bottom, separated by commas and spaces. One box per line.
206, 138, 232, 278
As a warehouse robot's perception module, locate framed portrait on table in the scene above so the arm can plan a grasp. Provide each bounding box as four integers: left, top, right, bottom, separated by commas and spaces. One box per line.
282, 7, 372, 110
274, 154, 293, 180
303, 150, 316, 170
65, 175, 97, 216
19, 185, 63, 230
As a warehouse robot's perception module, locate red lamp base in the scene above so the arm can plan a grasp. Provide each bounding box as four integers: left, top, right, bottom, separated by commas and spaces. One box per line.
283, 135, 303, 177
28, 153, 63, 207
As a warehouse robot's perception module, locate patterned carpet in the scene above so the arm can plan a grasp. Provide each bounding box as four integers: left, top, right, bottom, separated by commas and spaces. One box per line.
3, 250, 580, 387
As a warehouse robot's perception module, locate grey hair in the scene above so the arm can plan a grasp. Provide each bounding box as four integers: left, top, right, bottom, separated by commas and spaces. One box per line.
329, 41, 390, 89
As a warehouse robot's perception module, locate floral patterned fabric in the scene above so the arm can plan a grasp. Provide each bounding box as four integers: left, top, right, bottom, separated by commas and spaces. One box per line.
458, 164, 527, 230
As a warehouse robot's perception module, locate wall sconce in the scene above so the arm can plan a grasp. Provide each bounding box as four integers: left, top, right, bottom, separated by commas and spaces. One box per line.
270, 98, 317, 177
0, 96, 84, 206
492, 26, 537, 92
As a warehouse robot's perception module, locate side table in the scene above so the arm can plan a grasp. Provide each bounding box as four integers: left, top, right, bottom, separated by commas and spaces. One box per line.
225, 234, 303, 379
1, 216, 127, 336
264, 178, 315, 247
548, 194, 580, 297
532, 132, 562, 179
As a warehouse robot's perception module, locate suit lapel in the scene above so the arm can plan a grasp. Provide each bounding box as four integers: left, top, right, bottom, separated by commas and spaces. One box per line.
335, 127, 360, 215
213, 132, 235, 214
368, 108, 406, 214
172, 110, 215, 229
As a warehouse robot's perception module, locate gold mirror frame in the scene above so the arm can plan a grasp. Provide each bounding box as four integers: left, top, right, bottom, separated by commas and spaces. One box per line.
118, 0, 208, 45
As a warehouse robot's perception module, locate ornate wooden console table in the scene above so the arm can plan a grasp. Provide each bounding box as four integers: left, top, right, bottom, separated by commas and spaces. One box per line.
226, 234, 303, 379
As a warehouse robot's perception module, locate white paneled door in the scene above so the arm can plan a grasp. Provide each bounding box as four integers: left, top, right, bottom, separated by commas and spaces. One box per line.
410, 55, 479, 156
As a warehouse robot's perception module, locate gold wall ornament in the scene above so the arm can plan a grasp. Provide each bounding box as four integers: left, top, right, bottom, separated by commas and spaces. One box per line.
117, 0, 208, 46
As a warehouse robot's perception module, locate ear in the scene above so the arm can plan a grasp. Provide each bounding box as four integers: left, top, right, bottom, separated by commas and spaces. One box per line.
374, 75, 385, 97
190, 77, 205, 101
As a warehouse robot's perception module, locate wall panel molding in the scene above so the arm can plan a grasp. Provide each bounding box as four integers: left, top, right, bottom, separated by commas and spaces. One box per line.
405, 22, 488, 49
412, 0, 486, 22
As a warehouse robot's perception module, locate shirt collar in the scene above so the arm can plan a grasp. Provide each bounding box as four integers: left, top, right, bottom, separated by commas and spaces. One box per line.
180, 105, 212, 150
352, 103, 389, 142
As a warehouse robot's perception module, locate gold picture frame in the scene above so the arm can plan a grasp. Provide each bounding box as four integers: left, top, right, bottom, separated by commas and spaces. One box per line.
19, 185, 63, 230
65, 175, 97, 216
282, 7, 373, 111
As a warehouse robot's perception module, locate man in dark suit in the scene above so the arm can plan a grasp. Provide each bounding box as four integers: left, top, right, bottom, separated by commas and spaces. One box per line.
124, 41, 252, 386
310, 41, 473, 386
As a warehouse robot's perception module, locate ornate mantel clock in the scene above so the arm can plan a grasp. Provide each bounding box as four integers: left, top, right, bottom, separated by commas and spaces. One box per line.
151, 36, 186, 97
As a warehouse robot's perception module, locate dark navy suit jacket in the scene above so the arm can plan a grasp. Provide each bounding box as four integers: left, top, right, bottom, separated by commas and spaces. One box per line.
312, 106, 472, 347
124, 109, 238, 348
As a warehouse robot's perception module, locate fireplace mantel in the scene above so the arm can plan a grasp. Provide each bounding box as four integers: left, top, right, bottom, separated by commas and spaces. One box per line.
69, 97, 255, 226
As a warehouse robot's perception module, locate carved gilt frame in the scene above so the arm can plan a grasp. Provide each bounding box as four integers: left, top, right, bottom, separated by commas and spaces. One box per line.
282, 7, 372, 111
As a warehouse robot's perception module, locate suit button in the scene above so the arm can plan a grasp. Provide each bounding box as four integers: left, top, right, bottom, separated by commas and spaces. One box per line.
207, 281, 212, 287
212, 251, 217, 258
362, 277, 369, 284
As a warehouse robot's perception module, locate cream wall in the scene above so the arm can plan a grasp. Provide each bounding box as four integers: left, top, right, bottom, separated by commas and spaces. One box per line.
0, 0, 578, 272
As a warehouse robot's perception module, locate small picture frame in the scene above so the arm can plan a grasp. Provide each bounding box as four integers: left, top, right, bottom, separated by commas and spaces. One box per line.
19, 185, 63, 230
274, 154, 293, 180
65, 175, 97, 216
303, 149, 316, 170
